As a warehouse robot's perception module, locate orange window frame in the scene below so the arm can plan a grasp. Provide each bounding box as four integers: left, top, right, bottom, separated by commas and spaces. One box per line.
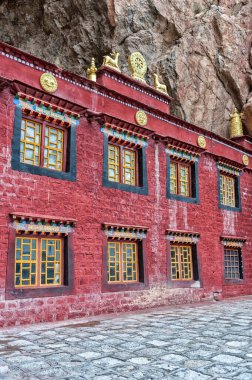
170, 160, 192, 197
220, 174, 236, 207
20, 115, 67, 172
170, 245, 193, 281
107, 241, 139, 284
14, 235, 64, 289
108, 142, 138, 186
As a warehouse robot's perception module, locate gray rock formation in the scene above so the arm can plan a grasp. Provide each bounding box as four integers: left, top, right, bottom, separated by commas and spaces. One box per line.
0, 0, 251, 137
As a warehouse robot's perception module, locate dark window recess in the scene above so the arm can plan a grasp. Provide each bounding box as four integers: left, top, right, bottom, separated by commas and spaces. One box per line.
137, 241, 145, 283
192, 245, 199, 281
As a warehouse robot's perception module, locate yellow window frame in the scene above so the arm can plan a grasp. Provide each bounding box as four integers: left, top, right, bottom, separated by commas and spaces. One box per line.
220, 174, 235, 207
43, 126, 64, 171
170, 160, 191, 197
107, 241, 138, 283
108, 143, 137, 186
20, 118, 41, 166
14, 237, 63, 288
171, 245, 193, 281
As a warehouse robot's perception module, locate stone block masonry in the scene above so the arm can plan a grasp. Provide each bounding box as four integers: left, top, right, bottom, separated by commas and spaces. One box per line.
0, 42, 252, 327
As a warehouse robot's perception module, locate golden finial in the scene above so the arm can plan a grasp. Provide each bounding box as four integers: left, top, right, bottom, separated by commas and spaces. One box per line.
102, 52, 121, 72
230, 108, 243, 138
87, 58, 97, 82
153, 73, 168, 94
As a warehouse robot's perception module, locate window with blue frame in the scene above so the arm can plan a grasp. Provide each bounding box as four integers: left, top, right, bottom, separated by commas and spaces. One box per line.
102, 124, 148, 195
217, 163, 241, 211
11, 93, 79, 181
166, 146, 199, 204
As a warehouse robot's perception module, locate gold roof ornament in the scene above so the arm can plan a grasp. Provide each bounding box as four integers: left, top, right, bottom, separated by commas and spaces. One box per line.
128, 52, 147, 83
230, 108, 243, 138
40, 73, 58, 93
135, 110, 148, 126
153, 74, 168, 94
102, 52, 121, 72
87, 58, 97, 82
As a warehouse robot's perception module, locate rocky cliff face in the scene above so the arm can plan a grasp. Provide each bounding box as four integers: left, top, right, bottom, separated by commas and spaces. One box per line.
0, 0, 251, 137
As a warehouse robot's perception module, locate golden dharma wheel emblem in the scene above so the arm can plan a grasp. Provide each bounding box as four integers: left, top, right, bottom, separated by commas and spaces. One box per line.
128, 52, 147, 83
135, 110, 147, 126
242, 154, 249, 166
197, 135, 206, 148
40, 73, 58, 93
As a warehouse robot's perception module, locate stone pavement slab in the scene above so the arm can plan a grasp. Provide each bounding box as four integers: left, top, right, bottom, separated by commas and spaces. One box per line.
0, 296, 252, 379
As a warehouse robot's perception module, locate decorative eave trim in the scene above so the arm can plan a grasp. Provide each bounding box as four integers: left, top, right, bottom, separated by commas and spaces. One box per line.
102, 223, 149, 240
102, 115, 154, 137
166, 144, 201, 162
220, 236, 246, 248
10, 213, 76, 235
101, 123, 149, 147
166, 230, 200, 244
14, 91, 80, 127
2, 42, 252, 158
12, 82, 85, 114
217, 161, 243, 176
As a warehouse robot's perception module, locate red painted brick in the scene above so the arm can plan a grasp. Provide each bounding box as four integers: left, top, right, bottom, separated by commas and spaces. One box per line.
0, 43, 252, 327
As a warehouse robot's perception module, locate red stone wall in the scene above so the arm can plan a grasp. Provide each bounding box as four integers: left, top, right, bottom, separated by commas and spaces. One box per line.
0, 44, 252, 327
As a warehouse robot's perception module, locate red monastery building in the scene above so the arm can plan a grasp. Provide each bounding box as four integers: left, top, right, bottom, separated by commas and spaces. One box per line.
0, 43, 252, 327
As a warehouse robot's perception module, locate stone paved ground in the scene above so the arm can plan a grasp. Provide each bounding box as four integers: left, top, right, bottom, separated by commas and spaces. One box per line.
1, 297, 252, 380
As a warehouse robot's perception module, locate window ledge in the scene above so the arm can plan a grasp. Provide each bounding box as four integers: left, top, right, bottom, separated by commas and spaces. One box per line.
102, 178, 148, 195
219, 204, 241, 212
168, 280, 201, 289
5, 285, 72, 300
168, 194, 199, 204
11, 161, 76, 181
102, 282, 147, 293
224, 279, 244, 285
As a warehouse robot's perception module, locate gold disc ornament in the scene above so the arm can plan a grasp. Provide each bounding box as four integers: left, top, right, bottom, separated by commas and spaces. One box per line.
128, 52, 147, 83
40, 73, 58, 93
242, 154, 249, 166
197, 135, 206, 149
135, 110, 147, 126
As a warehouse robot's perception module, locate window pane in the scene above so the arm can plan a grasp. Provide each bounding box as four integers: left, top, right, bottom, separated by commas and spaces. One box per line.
224, 249, 241, 279
171, 245, 193, 281
179, 165, 189, 197
15, 238, 37, 287
171, 245, 180, 280
220, 174, 235, 207
122, 243, 138, 282
122, 149, 136, 186
170, 162, 178, 194
43, 126, 64, 171
180, 246, 192, 280
20, 119, 41, 166
40, 239, 62, 286
108, 144, 120, 183
107, 242, 120, 282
